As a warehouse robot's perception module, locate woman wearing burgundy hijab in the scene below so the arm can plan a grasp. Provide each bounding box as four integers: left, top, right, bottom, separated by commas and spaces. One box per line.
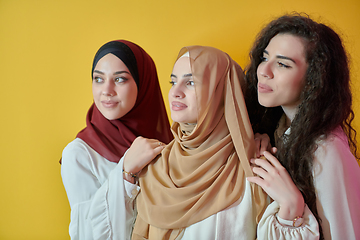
61, 40, 173, 240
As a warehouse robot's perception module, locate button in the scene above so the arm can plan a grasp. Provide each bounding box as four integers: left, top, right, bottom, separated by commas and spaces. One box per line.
131, 189, 138, 196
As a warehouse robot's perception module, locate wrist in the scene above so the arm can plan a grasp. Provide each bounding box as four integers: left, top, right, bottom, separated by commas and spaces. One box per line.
122, 170, 136, 184
278, 194, 304, 220
123, 158, 142, 174
276, 213, 304, 227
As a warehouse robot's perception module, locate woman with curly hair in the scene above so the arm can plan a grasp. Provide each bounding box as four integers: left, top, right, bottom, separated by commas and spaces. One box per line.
246, 13, 360, 239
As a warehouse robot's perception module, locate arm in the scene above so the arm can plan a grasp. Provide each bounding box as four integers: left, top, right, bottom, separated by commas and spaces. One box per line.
61, 139, 139, 240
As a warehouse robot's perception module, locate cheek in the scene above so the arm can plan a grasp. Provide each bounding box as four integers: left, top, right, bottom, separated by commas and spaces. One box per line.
168, 88, 173, 102
289, 75, 305, 94
189, 92, 199, 118
92, 84, 99, 99
256, 65, 262, 77
129, 90, 138, 106
122, 84, 138, 105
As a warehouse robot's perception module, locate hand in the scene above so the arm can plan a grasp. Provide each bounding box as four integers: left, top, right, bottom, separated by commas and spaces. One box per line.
254, 133, 277, 158
247, 151, 304, 220
123, 136, 165, 176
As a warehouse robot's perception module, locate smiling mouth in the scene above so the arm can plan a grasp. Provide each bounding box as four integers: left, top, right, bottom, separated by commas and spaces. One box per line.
101, 101, 118, 108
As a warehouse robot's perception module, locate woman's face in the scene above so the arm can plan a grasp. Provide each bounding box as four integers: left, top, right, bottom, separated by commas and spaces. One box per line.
257, 33, 308, 112
169, 56, 198, 123
92, 53, 138, 120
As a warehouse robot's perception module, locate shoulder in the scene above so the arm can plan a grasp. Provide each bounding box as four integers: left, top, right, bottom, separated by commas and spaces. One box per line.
313, 126, 359, 177
63, 138, 91, 153
315, 127, 351, 162
62, 138, 93, 157
62, 138, 99, 167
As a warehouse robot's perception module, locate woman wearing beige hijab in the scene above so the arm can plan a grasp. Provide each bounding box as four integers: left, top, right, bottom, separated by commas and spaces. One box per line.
127, 45, 267, 239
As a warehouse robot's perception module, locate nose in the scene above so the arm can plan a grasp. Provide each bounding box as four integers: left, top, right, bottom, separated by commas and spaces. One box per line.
258, 61, 274, 79
170, 84, 185, 99
102, 80, 116, 97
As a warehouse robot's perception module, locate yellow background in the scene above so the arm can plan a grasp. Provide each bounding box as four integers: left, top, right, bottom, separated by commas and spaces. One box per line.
0, 0, 359, 239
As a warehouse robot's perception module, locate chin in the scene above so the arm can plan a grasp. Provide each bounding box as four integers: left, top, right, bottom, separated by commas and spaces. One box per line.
258, 98, 274, 108
99, 110, 120, 120
102, 115, 118, 120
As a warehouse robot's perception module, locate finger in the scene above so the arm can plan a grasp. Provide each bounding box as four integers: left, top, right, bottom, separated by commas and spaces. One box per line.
260, 143, 268, 156
251, 165, 271, 179
153, 144, 165, 155
271, 147, 278, 155
247, 177, 274, 197
152, 141, 165, 148
263, 151, 282, 169
254, 138, 261, 157
247, 176, 265, 188
259, 136, 270, 156
250, 157, 274, 172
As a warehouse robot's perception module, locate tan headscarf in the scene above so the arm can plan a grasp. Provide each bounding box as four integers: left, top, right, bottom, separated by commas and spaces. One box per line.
132, 46, 267, 239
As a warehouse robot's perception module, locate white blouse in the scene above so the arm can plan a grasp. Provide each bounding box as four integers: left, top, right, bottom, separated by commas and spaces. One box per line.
257, 126, 360, 240
62, 138, 321, 239
61, 138, 139, 240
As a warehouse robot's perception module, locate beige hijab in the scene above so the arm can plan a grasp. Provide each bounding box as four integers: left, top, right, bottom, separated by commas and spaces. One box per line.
132, 46, 267, 239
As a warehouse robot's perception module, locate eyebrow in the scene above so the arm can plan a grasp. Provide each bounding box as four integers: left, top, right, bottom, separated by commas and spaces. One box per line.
93, 70, 130, 75
170, 73, 193, 78
263, 50, 296, 64
94, 70, 104, 75
114, 71, 130, 75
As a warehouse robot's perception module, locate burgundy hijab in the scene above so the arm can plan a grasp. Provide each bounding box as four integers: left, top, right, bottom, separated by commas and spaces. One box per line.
76, 40, 173, 163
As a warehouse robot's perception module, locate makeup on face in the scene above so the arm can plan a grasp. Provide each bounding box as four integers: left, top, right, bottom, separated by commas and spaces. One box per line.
256, 34, 308, 119
92, 53, 138, 120
168, 56, 198, 123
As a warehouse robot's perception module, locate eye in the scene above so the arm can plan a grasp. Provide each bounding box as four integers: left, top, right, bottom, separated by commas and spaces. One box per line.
169, 80, 176, 86
115, 77, 128, 83
277, 62, 291, 68
93, 76, 103, 83
260, 55, 268, 62
186, 80, 195, 86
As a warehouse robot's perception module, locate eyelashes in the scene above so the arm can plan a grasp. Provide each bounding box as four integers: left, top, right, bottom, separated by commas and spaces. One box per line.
169, 80, 195, 86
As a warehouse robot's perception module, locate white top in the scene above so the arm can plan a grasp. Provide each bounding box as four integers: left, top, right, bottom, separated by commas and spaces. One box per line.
258, 126, 360, 240
62, 138, 322, 239
61, 138, 139, 240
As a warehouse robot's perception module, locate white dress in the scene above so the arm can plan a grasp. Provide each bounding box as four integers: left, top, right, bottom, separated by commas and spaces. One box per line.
257, 126, 360, 240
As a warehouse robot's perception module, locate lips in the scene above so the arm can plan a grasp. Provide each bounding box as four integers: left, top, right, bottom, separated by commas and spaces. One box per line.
101, 100, 119, 108
171, 101, 187, 111
258, 82, 273, 93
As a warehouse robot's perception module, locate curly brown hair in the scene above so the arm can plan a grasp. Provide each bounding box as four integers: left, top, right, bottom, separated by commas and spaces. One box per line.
245, 13, 358, 239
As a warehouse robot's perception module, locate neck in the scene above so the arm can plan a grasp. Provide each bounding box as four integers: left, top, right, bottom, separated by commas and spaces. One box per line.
281, 106, 299, 128
179, 122, 197, 135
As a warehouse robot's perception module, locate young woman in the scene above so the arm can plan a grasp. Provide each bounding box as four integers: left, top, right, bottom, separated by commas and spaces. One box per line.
127, 45, 267, 240
245, 14, 360, 239
61, 40, 173, 240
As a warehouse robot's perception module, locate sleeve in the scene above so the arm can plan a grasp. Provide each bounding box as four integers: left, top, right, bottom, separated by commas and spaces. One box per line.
61, 140, 140, 240
312, 133, 360, 240
257, 201, 320, 240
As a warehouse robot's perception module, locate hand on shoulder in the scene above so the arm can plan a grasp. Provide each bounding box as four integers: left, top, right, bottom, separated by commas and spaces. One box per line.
123, 136, 165, 176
